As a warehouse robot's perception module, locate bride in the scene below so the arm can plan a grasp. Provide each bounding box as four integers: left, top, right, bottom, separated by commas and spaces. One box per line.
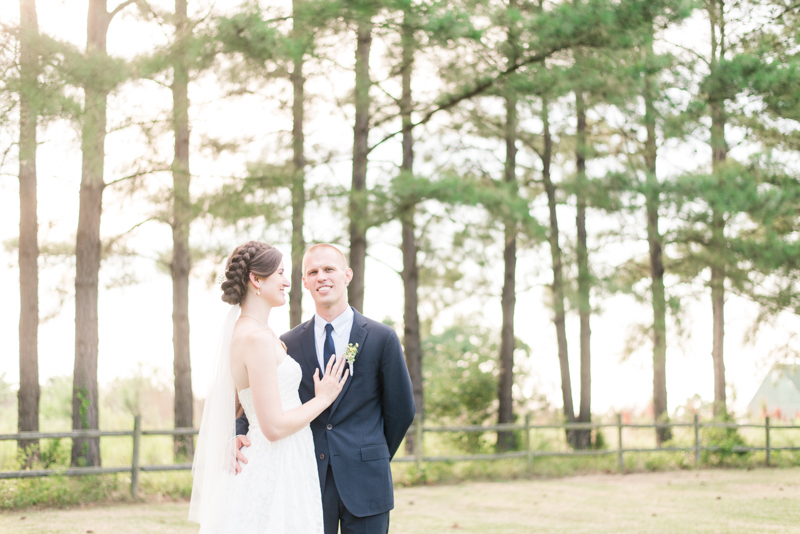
189, 241, 348, 533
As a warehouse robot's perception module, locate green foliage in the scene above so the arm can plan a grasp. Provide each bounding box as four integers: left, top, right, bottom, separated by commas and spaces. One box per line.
217, 6, 289, 76
0, 470, 189, 510
0, 370, 179, 473
382, 172, 543, 239
103, 366, 174, 423
75, 387, 89, 429
0, 475, 124, 510
62, 47, 132, 97
0, 374, 13, 414
423, 320, 500, 428
134, 11, 219, 81
198, 163, 292, 233
0, 26, 84, 122
701, 424, 752, 466
668, 159, 800, 312
422, 4, 482, 45
38, 439, 70, 469
593, 429, 607, 450
214, 0, 340, 80
39, 376, 72, 430
422, 320, 531, 453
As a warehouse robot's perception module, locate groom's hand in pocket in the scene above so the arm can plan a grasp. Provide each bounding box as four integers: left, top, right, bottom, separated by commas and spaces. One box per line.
234, 435, 251, 474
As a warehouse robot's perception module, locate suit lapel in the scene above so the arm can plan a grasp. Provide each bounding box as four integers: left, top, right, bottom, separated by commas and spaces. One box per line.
300, 317, 321, 379
328, 308, 368, 420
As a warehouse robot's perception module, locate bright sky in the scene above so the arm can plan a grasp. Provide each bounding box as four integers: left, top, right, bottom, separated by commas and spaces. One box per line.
1, 0, 798, 421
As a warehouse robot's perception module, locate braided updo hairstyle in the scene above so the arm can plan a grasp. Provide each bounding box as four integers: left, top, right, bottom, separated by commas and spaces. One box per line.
220, 241, 282, 305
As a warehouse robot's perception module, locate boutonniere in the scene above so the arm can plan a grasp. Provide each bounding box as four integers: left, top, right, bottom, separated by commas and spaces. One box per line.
344, 343, 359, 376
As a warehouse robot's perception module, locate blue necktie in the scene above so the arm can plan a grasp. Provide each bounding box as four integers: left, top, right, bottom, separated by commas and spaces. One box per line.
323, 323, 335, 372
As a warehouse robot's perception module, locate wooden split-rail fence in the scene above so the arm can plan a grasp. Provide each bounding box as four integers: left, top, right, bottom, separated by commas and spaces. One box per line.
1, 414, 798, 497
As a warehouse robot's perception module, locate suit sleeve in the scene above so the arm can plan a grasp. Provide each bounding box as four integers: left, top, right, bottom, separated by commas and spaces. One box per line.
236, 413, 250, 436
380, 329, 416, 459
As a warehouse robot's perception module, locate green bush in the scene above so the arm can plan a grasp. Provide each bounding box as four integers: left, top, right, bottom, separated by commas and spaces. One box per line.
702, 425, 752, 466
0, 474, 125, 509
593, 429, 607, 450
38, 439, 70, 468
0, 471, 198, 510
422, 320, 531, 454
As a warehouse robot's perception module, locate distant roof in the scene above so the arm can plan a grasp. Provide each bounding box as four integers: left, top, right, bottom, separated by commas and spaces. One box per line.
774, 364, 800, 391
748, 364, 800, 420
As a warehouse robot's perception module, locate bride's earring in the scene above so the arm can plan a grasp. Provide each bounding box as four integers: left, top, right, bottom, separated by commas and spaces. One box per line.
256, 288, 261, 296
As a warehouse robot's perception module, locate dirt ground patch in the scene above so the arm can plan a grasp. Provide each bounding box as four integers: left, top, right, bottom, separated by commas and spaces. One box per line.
2, 468, 799, 533
391, 468, 800, 533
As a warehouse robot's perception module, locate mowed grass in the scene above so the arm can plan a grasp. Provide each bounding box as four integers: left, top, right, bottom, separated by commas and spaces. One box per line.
2, 468, 799, 533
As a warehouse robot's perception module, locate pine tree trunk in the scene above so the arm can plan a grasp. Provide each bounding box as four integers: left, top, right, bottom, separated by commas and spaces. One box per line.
347, 15, 371, 313
18, 0, 40, 467
496, 47, 519, 451
496, 0, 519, 453
399, 14, 423, 456
644, 34, 670, 444
708, 3, 727, 419
710, 263, 725, 417
401, 213, 422, 453
710, 104, 727, 418
575, 90, 592, 449
72, 0, 113, 467
289, 0, 305, 328
542, 100, 576, 442
171, 0, 193, 459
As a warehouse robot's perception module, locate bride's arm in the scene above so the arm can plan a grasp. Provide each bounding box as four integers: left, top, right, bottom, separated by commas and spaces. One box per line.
242, 330, 348, 441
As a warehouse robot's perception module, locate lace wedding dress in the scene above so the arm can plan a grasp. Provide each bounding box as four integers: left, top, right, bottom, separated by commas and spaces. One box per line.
211, 355, 324, 534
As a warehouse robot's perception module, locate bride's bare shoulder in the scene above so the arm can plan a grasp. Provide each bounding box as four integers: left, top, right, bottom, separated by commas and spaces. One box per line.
232, 324, 284, 363
233, 324, 277, 346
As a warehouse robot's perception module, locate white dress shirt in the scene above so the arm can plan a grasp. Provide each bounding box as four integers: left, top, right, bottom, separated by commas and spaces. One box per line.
314, 305, 354, 374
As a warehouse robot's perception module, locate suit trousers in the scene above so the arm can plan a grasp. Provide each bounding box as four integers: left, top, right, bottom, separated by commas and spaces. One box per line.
322, 465, 390, 534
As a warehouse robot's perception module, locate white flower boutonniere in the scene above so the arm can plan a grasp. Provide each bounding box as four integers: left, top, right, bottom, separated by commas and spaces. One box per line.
344, 343, 359, 376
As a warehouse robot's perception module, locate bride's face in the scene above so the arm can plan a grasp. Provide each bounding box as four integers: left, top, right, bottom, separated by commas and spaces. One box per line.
256, 259, 290, 307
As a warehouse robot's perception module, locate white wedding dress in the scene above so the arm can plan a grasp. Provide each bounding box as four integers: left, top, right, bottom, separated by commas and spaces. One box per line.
212, 355, 324, 534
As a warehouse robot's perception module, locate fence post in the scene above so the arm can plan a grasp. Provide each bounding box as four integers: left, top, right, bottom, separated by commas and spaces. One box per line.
694, 414, 701, 465
617, 413, 623, 473
765, 416, 771, 467
415, 414, 423, 471
131, 415, 141, 498
525, 413, 532, 472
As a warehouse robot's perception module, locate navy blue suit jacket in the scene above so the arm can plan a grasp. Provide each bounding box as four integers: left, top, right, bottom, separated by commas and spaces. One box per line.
236, 308, 415, 517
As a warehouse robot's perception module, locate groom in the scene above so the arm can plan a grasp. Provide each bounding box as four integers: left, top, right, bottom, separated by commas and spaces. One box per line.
235, 243, 416, 533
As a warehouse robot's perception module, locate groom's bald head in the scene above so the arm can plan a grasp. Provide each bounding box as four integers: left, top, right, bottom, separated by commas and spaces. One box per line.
302, 244, 352, 314
302, 244, 348, 274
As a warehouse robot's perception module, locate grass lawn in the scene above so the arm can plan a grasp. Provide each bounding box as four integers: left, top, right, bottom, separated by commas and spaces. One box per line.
2, 468, 799, 533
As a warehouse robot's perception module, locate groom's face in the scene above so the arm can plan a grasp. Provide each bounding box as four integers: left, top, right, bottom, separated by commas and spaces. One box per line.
302, 247, 352, 309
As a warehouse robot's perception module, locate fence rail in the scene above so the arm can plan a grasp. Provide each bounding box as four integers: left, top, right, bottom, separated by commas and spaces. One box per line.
0, 416, 198, 495
2, 414, 798, 496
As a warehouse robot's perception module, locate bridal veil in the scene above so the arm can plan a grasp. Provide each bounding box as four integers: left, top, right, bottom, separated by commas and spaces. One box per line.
189, 304, 240, 528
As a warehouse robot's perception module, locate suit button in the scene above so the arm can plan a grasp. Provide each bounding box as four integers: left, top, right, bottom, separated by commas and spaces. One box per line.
319, 453, 325, 460
326, 424, 333, 430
